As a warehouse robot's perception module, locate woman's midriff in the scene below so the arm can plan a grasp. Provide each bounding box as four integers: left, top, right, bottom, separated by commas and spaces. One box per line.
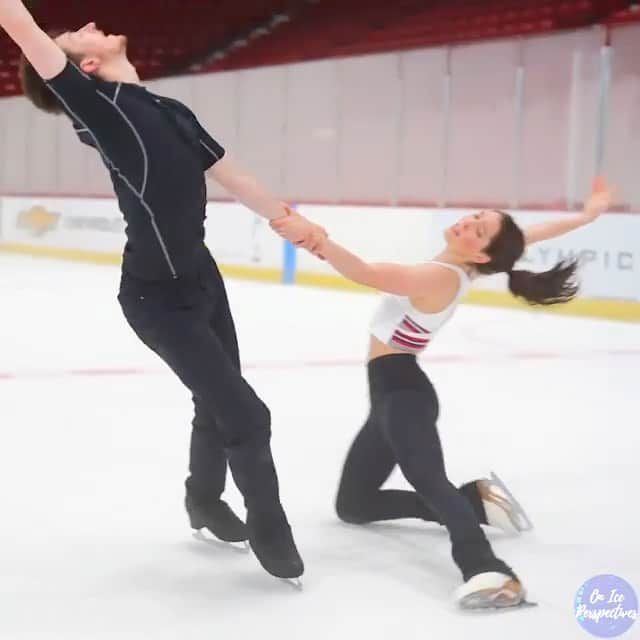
367, 334, 414, 362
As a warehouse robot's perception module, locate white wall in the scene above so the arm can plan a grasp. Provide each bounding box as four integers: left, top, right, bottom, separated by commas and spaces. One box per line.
0, 24, 639, 210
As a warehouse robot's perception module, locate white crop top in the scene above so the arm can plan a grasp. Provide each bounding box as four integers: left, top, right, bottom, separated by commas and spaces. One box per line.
369, 261, 471, 354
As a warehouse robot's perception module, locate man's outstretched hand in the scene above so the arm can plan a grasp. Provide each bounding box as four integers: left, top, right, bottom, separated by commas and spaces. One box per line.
270, 206, 328, 256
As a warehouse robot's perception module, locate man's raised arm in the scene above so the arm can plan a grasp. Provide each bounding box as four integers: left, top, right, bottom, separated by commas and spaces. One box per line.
1, 0, 66, 80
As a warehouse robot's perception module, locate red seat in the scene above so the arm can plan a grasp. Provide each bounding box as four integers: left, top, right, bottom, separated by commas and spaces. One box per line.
0, 0, 637, 97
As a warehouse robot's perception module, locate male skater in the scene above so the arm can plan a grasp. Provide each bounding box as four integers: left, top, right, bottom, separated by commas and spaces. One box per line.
2, 4, 325, 580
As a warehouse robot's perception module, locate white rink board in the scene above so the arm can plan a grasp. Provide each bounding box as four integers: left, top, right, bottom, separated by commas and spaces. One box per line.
0, 196, 283, 270
204, 203, 282, 270
0, 196, 638, 301
0, 196, 126, 253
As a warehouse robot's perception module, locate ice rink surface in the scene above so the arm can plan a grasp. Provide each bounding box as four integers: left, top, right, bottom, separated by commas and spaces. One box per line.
0, 254, 638, 640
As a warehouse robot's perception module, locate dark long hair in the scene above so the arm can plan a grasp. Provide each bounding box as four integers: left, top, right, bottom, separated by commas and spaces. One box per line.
474, 212, 579, 306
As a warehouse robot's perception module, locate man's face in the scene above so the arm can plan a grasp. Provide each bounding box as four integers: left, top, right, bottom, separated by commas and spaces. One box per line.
55, 22, 127, 72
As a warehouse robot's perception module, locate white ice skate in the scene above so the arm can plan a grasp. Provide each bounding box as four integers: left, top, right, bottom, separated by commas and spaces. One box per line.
455, 572, 535, 611
477, 472, 534, 534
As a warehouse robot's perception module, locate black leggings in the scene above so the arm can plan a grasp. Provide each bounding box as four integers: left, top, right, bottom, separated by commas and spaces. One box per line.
118, 248, 285, 523
336, 354, 515, 582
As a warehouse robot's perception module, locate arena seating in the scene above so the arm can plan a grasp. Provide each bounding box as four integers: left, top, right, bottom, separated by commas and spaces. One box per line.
0, 0, 638, 98
0, 0, 291, 96
206, 0, 638, 71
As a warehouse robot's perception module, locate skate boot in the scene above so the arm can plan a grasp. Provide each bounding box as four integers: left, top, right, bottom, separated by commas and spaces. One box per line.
477, 472, 534, 534
185, 494, 248, 543
455, 572, 533, 610
225, 438, 304, 583
247, 509, 304, 583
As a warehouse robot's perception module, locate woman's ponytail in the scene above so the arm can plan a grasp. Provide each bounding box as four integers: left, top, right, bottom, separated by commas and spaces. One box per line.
507, 259, 579, 305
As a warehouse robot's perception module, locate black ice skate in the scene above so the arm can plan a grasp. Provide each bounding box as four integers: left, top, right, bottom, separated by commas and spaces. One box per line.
186, 495, 249, 549
247, 511, 304, 586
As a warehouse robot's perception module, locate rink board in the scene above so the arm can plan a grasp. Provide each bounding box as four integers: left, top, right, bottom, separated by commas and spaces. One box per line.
0, 196, 638, 321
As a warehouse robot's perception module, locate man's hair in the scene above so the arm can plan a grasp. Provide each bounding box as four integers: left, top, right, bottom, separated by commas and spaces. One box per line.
19, 31, 81, 114
19, 54, 64, 113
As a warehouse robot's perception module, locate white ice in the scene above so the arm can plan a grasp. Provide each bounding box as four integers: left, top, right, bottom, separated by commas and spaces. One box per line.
0, 254, 638, 640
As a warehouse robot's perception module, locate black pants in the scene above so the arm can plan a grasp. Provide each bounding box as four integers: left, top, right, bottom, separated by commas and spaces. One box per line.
336, 353, 515, 582
118, 248, 284, 521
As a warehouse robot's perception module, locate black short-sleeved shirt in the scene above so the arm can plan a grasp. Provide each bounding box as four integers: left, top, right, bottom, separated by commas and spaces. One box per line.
46, 62, 225, 281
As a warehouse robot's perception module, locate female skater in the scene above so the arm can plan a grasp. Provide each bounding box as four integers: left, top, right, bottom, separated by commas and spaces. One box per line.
272, 181, 614, 608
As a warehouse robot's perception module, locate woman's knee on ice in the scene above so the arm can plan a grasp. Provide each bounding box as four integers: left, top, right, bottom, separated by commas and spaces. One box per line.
335, 492, 370, 524
335, 478, 374, 524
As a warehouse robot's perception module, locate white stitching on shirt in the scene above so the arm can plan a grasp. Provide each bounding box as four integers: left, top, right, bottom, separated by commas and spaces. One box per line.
97, 89, 148, 196
46, 83, 178, 279
199, 138, 220, 161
